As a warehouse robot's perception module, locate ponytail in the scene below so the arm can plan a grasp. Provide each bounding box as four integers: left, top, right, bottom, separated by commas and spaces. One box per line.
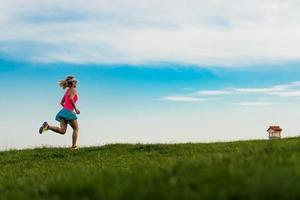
59, 75, 75, 89
59, 80, 68, 89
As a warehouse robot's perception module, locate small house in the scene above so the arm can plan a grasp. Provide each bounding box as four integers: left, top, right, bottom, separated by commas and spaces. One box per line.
267, 126, 282, 139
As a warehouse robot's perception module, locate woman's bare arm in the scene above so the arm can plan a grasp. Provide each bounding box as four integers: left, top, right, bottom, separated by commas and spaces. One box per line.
69, 89, 80, 114
60, 96, 65, 107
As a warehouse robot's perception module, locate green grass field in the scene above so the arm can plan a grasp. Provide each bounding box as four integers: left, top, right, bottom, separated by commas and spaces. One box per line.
1, 138, 300, 199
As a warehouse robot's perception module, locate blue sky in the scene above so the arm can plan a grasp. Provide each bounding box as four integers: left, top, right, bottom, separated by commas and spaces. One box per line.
1, 1, 300, 149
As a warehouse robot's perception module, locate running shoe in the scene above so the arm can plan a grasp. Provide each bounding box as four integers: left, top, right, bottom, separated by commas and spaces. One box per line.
71, 146, 79, 150
39, 121, 49, 134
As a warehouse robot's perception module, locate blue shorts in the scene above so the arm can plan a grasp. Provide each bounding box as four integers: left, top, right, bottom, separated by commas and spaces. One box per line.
55, 108, 77, 123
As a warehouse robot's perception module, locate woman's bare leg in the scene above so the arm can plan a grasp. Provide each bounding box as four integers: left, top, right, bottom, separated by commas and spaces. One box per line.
69, 119, 79, 147
48, 119, 68, 135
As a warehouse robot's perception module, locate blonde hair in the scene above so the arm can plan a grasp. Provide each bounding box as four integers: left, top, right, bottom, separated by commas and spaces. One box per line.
59, 75, 75, 89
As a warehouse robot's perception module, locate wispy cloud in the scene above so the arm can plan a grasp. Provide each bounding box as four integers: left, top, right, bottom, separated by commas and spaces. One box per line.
1, 1, 300, 65
193, 90, 234, 96
236, 101, 278, 107
161, 96, 206, 103
272, 91, 300, 97
192, 81, 300, 97
161, 81, 300, 104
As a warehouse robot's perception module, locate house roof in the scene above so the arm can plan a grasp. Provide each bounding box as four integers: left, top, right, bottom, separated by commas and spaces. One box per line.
267, 126, 282, 132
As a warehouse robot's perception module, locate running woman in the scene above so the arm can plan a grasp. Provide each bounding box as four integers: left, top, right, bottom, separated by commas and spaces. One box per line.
39, 75, 80, 149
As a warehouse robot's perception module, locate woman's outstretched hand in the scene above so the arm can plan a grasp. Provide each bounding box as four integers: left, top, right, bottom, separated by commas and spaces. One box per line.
75, 109, 80, 114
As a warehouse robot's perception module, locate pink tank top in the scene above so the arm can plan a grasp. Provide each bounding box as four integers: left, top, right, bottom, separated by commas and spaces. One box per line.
63, 88, 78, 111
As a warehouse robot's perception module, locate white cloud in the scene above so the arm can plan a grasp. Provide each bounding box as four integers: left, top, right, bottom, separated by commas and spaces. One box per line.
236, 101, 278, 106
161, 96, 206, 102
192, 81, 300, 97
272, 91, 300, 97
193, 90, 235, 96
161, 81, 300, 104
1, 0, 300, 65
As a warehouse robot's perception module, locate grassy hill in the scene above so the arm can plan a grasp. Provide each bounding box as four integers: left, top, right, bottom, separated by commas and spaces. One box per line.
1, 138, 300, 199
